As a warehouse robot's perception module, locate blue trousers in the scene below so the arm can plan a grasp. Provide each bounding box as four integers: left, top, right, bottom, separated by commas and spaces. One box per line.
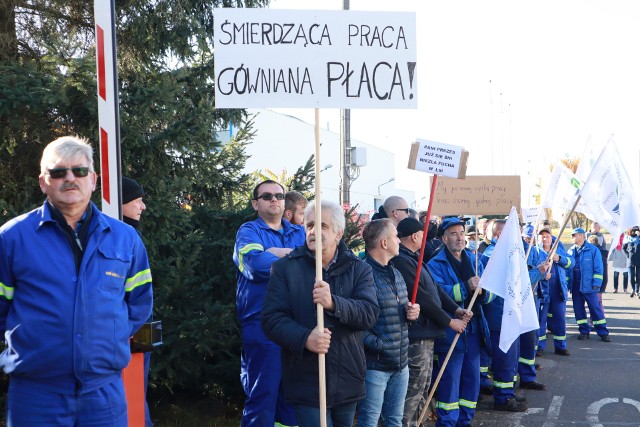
433, 332, 480, 427
294, 402, 357, 427
357, 366, 409, 427
240, 323, 297, 427
7, 377, 127, 427
517, 329, 538, 383
538, 290, 567, 351
490, 332, 518, 404
572, 290, 609, 336
479, 346, 492, 388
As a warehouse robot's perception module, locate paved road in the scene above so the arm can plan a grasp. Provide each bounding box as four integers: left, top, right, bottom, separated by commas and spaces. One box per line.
465, 289, 640, 426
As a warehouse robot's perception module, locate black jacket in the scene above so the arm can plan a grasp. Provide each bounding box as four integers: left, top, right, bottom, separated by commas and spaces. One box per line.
261, 241, 379, 408
392, 244, 460, 341
363, 256, 409, 371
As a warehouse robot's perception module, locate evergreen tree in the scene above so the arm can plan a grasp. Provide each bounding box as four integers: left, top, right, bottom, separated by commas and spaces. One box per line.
0, 0, 271, 408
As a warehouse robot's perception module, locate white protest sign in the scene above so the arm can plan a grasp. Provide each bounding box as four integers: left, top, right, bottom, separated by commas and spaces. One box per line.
407, 139, 468, 179
521, 206, 545, 223
213, 8, 417, 109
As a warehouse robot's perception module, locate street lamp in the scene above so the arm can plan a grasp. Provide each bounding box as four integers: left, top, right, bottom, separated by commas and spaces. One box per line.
378, 177, 395, 195
320, 164, 333, 173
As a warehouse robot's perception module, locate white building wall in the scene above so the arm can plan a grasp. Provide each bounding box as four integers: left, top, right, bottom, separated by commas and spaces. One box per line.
244, 108, 415, 214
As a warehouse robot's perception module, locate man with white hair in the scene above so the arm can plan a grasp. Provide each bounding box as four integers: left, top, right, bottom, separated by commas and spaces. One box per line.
0, 136, 153, 426
262, 201, 379, 427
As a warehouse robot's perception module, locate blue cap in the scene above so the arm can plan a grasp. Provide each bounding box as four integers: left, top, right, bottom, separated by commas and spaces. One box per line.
571, 227, 586, 235
521, 224, 534, 238
438, 217, 466, 236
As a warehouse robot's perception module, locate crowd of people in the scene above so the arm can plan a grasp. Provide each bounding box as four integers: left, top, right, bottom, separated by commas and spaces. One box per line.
2, 137, 634, 427
234, 181, 633, 427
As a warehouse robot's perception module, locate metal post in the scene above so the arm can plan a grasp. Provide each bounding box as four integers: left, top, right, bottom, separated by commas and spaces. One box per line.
340, 0, 351, 206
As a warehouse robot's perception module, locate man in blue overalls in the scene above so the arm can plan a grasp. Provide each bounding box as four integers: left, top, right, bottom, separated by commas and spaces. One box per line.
567, 228, 610, 342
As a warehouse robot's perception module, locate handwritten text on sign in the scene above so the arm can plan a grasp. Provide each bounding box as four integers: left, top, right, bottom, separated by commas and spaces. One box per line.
213, 9, 417, 108
429, 176, 521, 216
408, 139, 466, 178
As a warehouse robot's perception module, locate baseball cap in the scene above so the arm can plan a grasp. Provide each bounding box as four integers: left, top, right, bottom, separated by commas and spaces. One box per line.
571, 227, 586, 235
397, 218, 424, 238
438, 217, 466, 236
521, 224, 534, 238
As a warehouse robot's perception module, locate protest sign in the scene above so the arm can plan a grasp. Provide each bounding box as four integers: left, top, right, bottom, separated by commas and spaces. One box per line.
407, 139, 468, 179
213, 8, 417, 108
521, 206, 544, 223
429, 175, 521, 216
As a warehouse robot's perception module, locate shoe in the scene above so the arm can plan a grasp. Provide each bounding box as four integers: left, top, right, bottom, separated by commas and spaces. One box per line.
480, 386, 494, 396
536, 349, 544, 357
601, 335, 611, 342
624, 290, 629, 293
514, 394, 527, 403
535, 363, 542, 370
578, 334, 590, 340
494, 397, 528, 412
613, 289, 618, 293
555, 349, 570, 356
520, 381, 546, 390
631, 292, 636, 297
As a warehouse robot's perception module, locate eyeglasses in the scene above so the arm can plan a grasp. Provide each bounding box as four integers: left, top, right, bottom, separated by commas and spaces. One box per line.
394, 208, 410, 214
47, 167, 90, 179
254, 192, 285, 201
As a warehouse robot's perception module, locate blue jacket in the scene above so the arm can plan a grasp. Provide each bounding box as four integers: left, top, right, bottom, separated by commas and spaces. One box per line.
0, 202, 153, 394
427, 248, 493, 352
567, 241, 603, 294
261, 242, 379, 408
534, 243, 573, 302
363, 256, 409, 372
233, 216, 305, 326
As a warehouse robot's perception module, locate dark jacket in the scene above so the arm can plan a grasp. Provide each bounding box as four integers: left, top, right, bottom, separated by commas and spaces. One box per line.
624, 235, 640, 266
392, 244, 460, 341
362, 256, 409, 372
261, 242, 379, 408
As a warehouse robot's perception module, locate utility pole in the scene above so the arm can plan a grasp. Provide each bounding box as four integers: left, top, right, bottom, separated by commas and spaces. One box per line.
339, 0, 351, 206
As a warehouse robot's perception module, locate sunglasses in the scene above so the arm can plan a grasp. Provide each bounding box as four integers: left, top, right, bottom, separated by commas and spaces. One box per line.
254, 192, 285, 201
47, 167, 90, 179
394, 208, 410, 214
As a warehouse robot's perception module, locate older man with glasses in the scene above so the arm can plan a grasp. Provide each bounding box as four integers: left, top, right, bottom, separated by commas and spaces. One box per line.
0, 136, 153, 426
233, 179, 306, 427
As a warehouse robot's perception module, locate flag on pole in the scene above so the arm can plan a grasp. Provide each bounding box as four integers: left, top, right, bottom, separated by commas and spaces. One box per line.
541, 162, 582, 212
479, 207, 539, 352
580, 139, 640, 238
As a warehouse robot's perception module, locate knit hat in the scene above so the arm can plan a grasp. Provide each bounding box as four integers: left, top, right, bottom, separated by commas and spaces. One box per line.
122, 177, 145, 204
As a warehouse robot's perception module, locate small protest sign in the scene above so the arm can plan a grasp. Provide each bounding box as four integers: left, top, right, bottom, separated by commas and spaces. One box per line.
521, 206, 545, 223
407, 139, 467, 179
213, 8, 417, 109
430, 175, 521, 216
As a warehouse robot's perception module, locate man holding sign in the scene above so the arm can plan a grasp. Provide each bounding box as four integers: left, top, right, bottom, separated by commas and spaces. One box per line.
262, 201, 379, 427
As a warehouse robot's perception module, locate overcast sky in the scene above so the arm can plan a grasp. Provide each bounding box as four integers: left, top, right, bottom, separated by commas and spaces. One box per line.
266, 0, 640, 206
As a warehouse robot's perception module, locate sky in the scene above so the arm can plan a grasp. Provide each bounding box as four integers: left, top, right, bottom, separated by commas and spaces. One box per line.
266, 0, 640, 208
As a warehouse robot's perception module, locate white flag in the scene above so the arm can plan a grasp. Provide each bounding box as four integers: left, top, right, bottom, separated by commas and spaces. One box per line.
580, 139, 640, 238
479, 207, 539, 352
541, 162, 581, 211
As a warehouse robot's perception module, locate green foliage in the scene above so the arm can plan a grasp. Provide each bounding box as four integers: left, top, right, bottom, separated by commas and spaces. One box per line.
252, 154, 316, 201
0, 0, 274, 409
